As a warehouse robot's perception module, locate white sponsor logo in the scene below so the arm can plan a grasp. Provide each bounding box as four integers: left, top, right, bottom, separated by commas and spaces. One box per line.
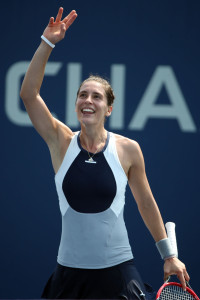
5, 62, 196, 132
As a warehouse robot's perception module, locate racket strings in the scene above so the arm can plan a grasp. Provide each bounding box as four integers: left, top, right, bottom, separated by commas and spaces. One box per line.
160, 285, 194, 300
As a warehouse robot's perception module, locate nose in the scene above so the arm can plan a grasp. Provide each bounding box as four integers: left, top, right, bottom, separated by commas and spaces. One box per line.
85, 95, 93, 104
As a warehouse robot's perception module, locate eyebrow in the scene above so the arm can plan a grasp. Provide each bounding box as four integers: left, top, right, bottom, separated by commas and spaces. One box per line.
79, 90, 103, 96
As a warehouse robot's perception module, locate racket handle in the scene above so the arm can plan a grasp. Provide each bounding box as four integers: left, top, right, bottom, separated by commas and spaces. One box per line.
165, 222, 178, 257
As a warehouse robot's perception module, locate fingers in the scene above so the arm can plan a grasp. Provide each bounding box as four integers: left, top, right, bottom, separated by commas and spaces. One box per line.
43, 7, 77, 43
164, 271, 187, 291
164, 259, 190, 292
63, 10, 78, 26
60, 23, 66, 37
179, 264, 190, 290
177, 272, 187, 291
49, 17, 54, 25
164, 268, 190, 291
184, 269, 190, 282
163, 273, 169, 282
55, 7, 64, 22
50, 8, 77, 30
65, 13, 78, 30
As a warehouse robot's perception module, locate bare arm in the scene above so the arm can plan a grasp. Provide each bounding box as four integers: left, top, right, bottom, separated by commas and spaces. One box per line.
127, 141, 189, 290
128, 142, 166, 241
20, 8, 77, 146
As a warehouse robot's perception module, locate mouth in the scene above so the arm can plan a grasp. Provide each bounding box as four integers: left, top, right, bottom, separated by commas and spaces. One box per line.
81, 108, 95, 114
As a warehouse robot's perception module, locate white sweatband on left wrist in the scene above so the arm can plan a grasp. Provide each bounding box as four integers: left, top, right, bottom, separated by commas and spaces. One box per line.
41, 35, 55, 48
156, 238, 177, 260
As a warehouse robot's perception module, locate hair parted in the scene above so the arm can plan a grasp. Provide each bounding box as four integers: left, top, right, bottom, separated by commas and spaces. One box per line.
76, 75, 115, 106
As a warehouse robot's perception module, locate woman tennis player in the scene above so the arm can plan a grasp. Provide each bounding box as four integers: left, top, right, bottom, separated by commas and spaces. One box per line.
20, 7, 190, 299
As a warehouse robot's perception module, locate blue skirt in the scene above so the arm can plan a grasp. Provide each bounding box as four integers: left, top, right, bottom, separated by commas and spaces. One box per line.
41, 259, 155, 299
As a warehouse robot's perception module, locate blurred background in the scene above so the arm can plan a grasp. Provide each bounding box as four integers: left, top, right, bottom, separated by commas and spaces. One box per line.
1, 0, 200, 297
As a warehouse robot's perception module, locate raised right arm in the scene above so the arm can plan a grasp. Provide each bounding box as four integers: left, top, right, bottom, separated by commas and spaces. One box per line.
20, 8, 78, 146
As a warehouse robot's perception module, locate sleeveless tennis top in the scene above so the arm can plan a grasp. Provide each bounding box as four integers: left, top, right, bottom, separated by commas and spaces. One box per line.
55, 131, 133, 269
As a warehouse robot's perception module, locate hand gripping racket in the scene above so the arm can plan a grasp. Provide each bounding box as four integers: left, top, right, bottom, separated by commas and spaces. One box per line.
156, 222, 200, 300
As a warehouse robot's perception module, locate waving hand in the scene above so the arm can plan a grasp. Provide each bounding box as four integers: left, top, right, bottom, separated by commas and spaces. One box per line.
20, 7, 77, 152
42, 7, 77, 45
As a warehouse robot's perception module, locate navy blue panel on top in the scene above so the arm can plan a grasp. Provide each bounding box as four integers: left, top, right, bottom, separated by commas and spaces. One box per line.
62, 135, 117, 213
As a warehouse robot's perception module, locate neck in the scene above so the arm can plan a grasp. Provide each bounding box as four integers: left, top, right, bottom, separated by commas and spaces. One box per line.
79, 125, 107, 153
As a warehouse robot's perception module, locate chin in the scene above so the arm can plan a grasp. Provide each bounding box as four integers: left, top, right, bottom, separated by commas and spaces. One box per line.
81, 118, 102, 128
80, 118, 94, 125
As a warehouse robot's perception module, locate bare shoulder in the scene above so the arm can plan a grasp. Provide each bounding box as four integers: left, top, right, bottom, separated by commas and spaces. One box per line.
113, 133, 143, 174
55, 118, 74, 136
48, 119, 77, 173
52, 118, 78, 149
113, 133, 141, 156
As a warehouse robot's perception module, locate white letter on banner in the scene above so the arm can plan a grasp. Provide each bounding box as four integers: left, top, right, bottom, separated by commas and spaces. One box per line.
109, 64, 126, 129
65, 63, 82, 128
5, 61, 62, 126
128, 66, 196, 132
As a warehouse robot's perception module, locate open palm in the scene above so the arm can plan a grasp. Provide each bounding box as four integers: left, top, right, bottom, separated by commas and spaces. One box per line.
42, 7, 77, 44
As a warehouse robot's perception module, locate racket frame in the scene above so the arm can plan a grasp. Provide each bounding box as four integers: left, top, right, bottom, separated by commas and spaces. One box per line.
156, 281, 200, 300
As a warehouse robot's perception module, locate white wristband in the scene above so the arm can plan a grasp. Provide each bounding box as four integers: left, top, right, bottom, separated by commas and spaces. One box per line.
41, 35, 55, 48
156, 238, 177, 260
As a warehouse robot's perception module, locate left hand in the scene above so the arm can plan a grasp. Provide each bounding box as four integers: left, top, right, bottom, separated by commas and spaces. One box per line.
164, 257, 190, 291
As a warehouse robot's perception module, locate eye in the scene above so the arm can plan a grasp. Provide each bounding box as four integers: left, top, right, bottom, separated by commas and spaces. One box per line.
79, 92, 87, 98
93, 93, 101, 99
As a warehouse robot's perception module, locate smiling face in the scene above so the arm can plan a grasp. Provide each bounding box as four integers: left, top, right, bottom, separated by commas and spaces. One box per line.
75, 81, 112, 127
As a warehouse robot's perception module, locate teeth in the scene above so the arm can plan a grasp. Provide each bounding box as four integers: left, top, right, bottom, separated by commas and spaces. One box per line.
82, 108, 94, 113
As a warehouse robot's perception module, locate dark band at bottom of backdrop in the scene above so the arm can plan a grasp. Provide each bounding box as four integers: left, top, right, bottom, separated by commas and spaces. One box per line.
41, 259, 155, 299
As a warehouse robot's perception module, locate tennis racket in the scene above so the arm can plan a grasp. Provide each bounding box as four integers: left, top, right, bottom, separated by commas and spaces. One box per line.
156, 222, 200, 300
156, 277, 199, 300
165, 222, 178, 257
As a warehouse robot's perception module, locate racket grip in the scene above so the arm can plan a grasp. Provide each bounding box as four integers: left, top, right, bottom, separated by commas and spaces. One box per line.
165, 222, 178, 257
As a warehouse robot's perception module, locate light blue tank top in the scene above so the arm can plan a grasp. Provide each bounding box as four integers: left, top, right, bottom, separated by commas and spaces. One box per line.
55, 132, 133, 269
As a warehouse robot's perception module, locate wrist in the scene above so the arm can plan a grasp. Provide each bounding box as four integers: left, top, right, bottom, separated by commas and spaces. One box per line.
156, 238, 177, 260
41, 35, 55, 49
164, 256, 177, 261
